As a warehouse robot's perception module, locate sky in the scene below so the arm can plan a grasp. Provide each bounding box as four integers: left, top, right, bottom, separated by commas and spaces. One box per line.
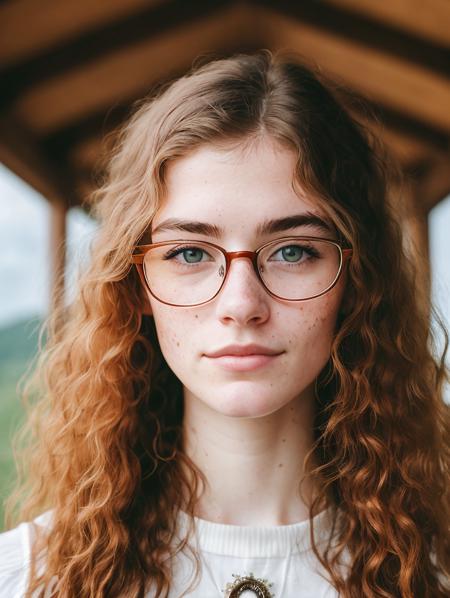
0, 162, 449, 398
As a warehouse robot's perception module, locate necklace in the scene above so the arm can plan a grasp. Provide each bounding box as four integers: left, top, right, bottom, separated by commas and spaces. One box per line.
200, 548, 294, 597
223, 572, 274, 597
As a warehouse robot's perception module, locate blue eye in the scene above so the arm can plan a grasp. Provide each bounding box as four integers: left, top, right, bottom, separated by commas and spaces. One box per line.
269, 244, 320, 263
163, 246, 212, 264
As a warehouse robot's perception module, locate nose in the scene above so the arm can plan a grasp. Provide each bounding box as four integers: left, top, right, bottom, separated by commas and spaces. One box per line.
214, 255, 270, 326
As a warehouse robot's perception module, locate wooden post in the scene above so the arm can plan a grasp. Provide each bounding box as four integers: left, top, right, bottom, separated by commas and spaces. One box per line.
401, 183, 431, 319
402, 152, 450, 321
49, 200, 67, 324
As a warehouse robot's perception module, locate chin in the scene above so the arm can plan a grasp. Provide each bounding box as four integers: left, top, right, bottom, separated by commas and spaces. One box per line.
210, 392, 287, 419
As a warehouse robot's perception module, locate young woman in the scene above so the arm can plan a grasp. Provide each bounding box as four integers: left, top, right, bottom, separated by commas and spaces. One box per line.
1, 50, 449, 598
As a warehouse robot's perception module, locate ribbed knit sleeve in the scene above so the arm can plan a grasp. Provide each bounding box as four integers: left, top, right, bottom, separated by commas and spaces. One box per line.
0, 522, 30, 598
0, 511, 53, 598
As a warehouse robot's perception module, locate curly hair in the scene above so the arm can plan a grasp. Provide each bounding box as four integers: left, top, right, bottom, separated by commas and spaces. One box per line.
4, 49, 450, 597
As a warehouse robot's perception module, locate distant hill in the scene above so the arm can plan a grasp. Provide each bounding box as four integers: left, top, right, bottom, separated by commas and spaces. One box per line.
0, 315, 44, 530
0, 316, 44, 366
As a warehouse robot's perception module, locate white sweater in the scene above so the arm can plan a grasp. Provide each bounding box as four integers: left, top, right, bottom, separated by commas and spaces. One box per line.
0, 507, 346, 597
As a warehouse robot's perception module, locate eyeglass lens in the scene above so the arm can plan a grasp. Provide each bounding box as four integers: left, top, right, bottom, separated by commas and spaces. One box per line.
143, 239, 341, 305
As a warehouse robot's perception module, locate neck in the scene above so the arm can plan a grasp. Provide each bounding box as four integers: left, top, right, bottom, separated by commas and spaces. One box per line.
181, 386, 322, 526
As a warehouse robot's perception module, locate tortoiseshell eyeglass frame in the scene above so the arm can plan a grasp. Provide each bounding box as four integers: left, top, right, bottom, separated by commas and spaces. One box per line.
131, 236, 353, 307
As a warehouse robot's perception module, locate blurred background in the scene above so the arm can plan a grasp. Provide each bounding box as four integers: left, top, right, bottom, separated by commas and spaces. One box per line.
1, 0, 449, 528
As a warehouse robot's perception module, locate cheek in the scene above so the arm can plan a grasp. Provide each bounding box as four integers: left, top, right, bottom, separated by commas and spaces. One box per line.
283, 294, 341, 354
149, 303, 198, 367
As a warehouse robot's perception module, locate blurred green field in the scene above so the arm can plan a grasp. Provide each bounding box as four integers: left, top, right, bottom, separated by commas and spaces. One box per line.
0, 316, 42, 531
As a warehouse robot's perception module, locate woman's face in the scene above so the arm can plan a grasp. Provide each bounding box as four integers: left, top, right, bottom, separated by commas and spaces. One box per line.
144, 136, 347, 418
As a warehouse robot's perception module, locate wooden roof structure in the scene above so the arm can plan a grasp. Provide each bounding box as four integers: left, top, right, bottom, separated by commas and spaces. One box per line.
1, 0, 449, 308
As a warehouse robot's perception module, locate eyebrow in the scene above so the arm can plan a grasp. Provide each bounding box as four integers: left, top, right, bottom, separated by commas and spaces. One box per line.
151, 212, 335, 238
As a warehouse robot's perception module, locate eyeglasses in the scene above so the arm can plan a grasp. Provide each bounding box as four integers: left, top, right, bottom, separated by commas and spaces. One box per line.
131, 236, 353, 307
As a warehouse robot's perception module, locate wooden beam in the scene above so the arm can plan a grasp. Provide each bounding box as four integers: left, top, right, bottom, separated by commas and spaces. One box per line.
252, 6, 450, 132
346, 95, 450, 152
0, 114, 78, 206
70, 134, 118, 173
0, 0, 165, 67
362, 122, 439, 168
322, 0, 450, 48
336, 87, 448, 162
9, 1, 450, 137
416, 153, 450, 212
3, 0, 449, 100
13, 3, 251, 133
255, 0, 450, 76
43, 103, 132, 161
0, 0, 231, 109
17, 11, 450, 147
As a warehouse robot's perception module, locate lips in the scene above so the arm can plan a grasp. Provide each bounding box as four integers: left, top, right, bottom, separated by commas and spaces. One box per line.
205, 344, 282, 358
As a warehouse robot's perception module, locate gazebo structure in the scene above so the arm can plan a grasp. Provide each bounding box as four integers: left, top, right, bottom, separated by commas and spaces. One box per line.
1, 0, 449, 312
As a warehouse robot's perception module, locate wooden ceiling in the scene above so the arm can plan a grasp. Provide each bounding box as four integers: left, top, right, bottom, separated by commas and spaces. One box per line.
1, 0, 450, 214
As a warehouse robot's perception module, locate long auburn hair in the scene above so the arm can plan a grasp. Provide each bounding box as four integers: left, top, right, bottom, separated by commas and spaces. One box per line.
5, 49, 450, 597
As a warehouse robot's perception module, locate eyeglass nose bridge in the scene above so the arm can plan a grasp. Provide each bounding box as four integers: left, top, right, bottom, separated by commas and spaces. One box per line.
224, 250, 258, 264
222, 249, 260, 280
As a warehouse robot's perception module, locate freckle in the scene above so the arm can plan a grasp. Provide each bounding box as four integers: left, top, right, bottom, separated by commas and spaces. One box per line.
282, 438, 286, 442
176, 342, 180, 346
195, 314, 199, 319
278, 463, 283, 468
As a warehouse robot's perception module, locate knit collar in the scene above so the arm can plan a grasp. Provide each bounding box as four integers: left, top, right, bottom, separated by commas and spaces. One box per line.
176, 506, 335, 558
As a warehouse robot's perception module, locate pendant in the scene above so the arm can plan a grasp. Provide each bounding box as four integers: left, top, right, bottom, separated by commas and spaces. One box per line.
223, 572, 274, 597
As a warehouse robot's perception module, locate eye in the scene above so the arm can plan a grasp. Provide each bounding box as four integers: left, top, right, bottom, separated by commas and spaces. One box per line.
269, 243, 320, 263
162, 245, 213, 264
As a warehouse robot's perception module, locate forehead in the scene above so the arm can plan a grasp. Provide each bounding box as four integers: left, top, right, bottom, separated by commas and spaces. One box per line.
162, 137, 298, 208
151, 137, 333, 238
